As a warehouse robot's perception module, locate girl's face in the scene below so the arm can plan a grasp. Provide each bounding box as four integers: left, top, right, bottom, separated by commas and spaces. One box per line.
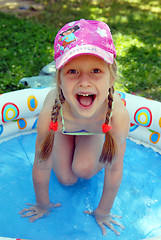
59, 55, 114, 118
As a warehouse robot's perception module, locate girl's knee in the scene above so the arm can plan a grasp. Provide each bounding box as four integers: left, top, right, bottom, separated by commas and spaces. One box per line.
72, 158, 96, 179
57, 174, 78, 186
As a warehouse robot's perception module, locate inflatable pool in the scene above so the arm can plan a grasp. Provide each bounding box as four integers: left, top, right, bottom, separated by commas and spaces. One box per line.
0, 88, 161, 240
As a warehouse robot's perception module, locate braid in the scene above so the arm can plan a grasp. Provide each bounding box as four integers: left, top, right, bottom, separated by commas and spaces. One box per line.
51, 98, 61, 123
59, 88, 65, 104
40, 90, 65, 160
105, 86, 114, 125
99, 86, 117, 164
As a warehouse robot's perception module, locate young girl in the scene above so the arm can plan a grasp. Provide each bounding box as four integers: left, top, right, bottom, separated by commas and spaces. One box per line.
20, 19, 130, 236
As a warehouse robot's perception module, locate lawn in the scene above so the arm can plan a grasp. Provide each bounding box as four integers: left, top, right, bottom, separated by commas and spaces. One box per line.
0, 0, 160, 100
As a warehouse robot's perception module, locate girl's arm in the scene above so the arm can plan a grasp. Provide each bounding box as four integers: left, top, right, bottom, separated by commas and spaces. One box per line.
95, 139, 125, 215
32, 137, 52, 205
96, 95, 130, 216
20, 130, 61, 222
32, 90, 55, 205
85, 101, 130, 235
85, 138, 127, 235
20, 90, 61, 221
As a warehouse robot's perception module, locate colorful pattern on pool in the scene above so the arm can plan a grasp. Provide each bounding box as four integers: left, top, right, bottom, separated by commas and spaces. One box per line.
117, 91, 161, 151
0, 88, 161, 152
0, 88, 51, 140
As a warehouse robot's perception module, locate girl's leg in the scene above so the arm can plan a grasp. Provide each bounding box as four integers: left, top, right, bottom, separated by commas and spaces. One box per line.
52, 132, 78, 185
72, 135, 105, 179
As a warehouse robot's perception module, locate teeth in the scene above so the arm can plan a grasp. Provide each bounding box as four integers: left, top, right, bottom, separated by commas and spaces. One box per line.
78, 93, 91, 96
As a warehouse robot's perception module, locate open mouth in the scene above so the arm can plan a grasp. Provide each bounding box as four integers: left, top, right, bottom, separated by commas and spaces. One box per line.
76, 93, 96, 107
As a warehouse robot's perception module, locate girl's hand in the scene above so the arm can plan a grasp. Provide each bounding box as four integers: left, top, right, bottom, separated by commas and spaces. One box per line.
84, 210, 125, 236
19, 202, 61, 222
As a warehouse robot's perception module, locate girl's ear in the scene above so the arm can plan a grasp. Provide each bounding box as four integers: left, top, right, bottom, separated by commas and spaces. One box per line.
59, 81, 62, 89
57, 70, 62, 88
109, 73, 115, 88
108, 61, 117, 88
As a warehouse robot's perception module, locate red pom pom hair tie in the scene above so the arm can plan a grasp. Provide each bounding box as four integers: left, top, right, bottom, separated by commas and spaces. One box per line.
49, 121, 58, 131
49, 121, 111, 133
102, 123, 112, 133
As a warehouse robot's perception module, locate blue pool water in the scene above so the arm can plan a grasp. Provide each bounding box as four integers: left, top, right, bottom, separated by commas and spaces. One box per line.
0, 133, 161, 240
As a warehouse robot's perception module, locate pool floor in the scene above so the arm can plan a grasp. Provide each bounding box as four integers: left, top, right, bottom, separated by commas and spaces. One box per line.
0, 133, 161, 240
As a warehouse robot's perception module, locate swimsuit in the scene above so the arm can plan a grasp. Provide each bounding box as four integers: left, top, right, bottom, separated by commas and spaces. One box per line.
60, 108, 101, 135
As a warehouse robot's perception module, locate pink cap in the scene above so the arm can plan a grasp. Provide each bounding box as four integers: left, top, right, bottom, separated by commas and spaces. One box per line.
54, 19, 116, 69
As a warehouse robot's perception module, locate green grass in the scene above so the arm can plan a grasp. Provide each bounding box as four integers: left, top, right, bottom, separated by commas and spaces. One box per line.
0, 0, 161, 101
0, 13, 55, 92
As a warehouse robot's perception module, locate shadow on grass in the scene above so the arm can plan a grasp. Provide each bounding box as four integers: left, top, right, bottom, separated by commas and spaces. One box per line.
117, 45, 161, 90
0, 0, 160, 100
40, 0, 160, 100
42, 0, 160, 44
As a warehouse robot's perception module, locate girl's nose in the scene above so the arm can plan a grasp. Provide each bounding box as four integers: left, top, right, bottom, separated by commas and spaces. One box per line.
78, 74, 92, 87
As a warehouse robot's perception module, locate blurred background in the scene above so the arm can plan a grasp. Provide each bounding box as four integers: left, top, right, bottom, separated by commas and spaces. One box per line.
0, 0, 160, 100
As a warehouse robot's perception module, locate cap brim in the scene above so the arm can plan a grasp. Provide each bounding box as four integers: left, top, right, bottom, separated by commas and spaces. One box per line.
55, 44, 114, 69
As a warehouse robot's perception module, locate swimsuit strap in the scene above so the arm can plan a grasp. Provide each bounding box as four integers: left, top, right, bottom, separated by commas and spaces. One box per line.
60, 107, 66, 132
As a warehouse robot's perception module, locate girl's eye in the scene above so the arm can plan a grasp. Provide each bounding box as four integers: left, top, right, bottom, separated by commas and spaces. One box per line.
92, 68, 101, 73
68, 69, 78, 74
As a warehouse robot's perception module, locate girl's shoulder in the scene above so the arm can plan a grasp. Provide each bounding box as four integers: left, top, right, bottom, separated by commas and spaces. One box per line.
111, 92, 130, 140
43, 89, 57, 108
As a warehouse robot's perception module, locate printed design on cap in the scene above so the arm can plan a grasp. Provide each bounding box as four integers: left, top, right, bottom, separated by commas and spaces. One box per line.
59, 25, 80, 51
97, 27, 108, 37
